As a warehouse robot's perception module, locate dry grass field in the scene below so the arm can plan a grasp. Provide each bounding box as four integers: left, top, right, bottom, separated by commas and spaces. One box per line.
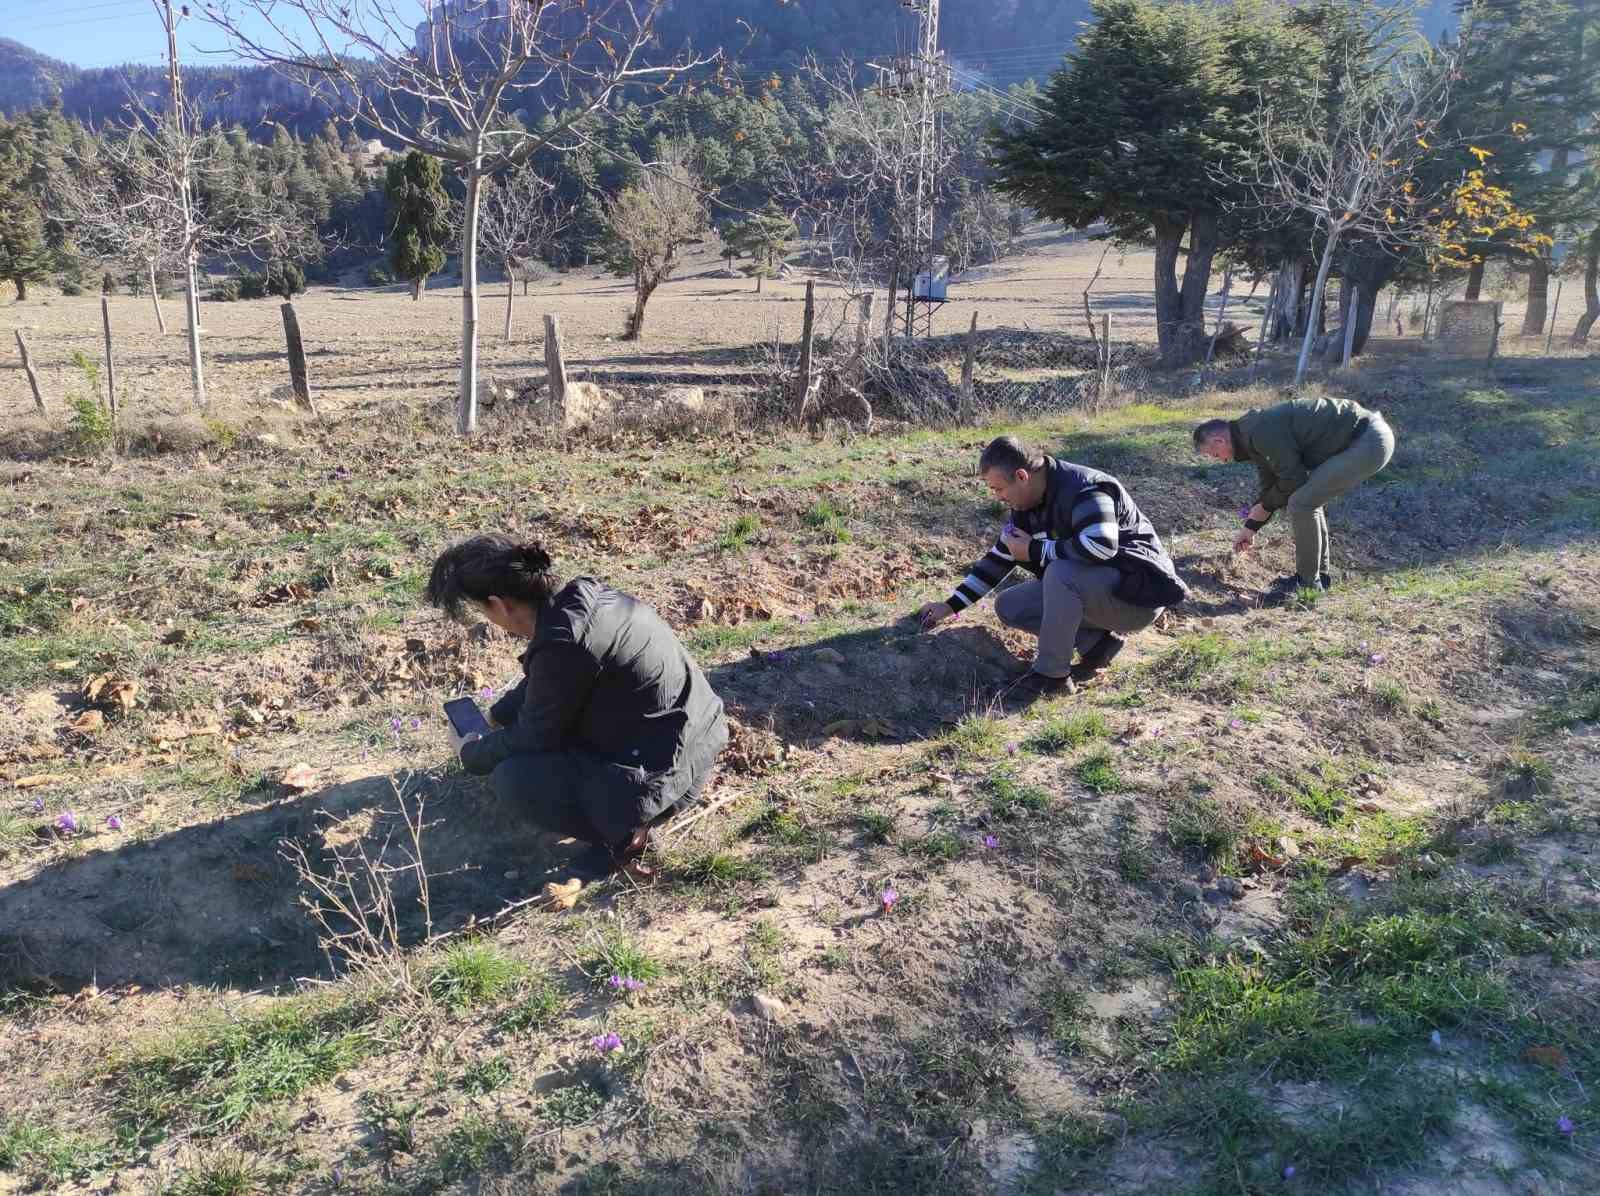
2, 232, 1599, 1195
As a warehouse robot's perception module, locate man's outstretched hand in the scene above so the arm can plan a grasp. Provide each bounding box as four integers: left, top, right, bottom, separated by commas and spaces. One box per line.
1232, 527, 1257, 554
915, 600, 953, 631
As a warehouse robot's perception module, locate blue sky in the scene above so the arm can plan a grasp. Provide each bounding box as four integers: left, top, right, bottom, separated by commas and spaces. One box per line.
1, 0, 391, 70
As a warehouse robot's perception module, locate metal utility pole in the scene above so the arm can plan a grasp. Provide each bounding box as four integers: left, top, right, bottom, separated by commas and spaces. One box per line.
158, 0, 206, 406
873, 0, 950, 339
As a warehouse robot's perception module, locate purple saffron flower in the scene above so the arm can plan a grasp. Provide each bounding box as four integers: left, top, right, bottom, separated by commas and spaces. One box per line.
1239, 506, 1251, 520
880, 888, 899, 911
480, 686, 494, 701
106, 814, 123, 831
624, 977, 645, 992
1229, 718, 1245, 730
1005, 741, 1019, 756
983, 834, 999, 849
54, 810, 78, 834
590, 1032, 623, 1054
1283, 1165, 1296, 1180
1368, 653, 1386, 665
390, 717, 403, 732
409, 717, 422, 731
29, 797, 44, 813
1558, 1116, 1574, 1136
606, 974, 625, 990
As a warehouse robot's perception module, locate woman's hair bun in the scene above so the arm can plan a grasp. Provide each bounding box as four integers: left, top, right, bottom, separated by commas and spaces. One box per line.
517, 541, 552, 573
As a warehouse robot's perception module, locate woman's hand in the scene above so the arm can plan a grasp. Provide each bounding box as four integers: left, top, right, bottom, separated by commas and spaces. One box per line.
446, 725, 484, 758
916, 600, 953, 631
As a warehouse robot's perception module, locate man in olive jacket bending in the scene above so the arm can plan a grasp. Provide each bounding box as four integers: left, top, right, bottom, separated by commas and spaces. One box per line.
427, 536, 727, 880
1194, 396, 1395, 602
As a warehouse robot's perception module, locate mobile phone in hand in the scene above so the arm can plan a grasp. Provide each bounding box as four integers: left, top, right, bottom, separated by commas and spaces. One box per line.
443, 696, 491, 739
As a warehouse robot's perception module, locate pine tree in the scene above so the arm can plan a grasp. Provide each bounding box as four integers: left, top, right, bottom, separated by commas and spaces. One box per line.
384, 150, 451, 300
0, 119, 52, 300
721, 201, 796, 292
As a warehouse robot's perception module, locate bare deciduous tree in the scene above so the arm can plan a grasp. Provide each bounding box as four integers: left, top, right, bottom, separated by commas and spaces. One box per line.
203, 0, 715, 433
602, 144, 707, 340
471, 163, 572, 339
1238, 47, 1454, 384
59, 96, 316, 408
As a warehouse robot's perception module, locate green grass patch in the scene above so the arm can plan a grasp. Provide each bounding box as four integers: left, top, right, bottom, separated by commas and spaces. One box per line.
913, 829, 965, 862
678, 850, 766, 890
857, 809, 898, 843
581, 930, 663, 987
716, 513, 762, 551
1146, 632, 1285, 703
459, 1054, 514, 1095
104, 994, 381, 1147
935, 714, 1006, 762
495, 971, 570, 1035
0, 1119, 116, 1187
425, 943, 525, 1010
983, 768, 1051, 820
1024, 710, 1109, 754
1075, 750, 1123, 795
1259, 760, 1356, 825
1167, 793, 1244, 862
801, 499, 852, 543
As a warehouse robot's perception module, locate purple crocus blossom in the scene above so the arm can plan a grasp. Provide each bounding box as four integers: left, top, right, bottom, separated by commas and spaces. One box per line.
390, 717, 403, 732
590, 1032, 623, 1054
480, 686, 494, 701
106, 814, 123, 831
1005, 741, 1019, 756
1558, 1116, 1574, 1136
983, 834, 999, 849
54, 810, 78, 834
1368, 653, 1386, 665
29, 797, 44, 813
1229, 718, 1246, 730
880, 888, 899, 911
1239, 506, 1252, 520
1283, 1165, 1296, 1179
605, 974, 644, 992
409, 717, 422, 731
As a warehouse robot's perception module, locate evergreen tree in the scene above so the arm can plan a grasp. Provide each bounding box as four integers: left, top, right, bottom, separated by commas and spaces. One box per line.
721, 201, 796, 291
0, 118, 51, 299
384, 150, 451, 300
991, 0, 1314, 366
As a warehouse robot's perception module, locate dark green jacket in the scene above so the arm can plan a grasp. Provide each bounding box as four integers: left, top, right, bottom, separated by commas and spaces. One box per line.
462, 578, 727, 832
1230, 397, 1376, 511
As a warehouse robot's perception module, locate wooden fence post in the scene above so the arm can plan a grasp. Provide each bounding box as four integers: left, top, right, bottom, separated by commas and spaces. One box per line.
279, 302, 319, 417
543, 314, 568, 413
796, 281, 817, 422
100, 295, 118, 414
14, 331, 46, 415
959, 310, 979, 420
1546, 280, 1563, 354
1099, 312, 1112, 402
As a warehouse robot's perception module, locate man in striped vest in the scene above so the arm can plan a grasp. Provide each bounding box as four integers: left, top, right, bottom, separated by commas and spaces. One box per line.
916, 436, 1187, 698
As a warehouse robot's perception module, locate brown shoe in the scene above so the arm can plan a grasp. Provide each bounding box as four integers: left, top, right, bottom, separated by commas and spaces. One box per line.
1070, 633, 1126, 684
612, 826, 656, 883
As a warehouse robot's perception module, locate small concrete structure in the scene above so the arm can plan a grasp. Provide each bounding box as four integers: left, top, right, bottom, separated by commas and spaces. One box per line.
1435, 300, 1503, 360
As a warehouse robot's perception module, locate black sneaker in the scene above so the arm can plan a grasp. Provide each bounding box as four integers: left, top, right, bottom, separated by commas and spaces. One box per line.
1319, 572, 1334, 591
1261, 575, 1324, 608
1006, 671, 1076, 703
1070, 633, 1126, 684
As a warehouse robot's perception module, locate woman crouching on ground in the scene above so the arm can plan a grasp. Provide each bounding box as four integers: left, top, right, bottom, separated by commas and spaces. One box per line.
426, 535, 728, 881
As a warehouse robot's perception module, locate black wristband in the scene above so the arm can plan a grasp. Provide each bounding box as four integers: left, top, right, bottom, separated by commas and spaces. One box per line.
1243, 517, 1267, 532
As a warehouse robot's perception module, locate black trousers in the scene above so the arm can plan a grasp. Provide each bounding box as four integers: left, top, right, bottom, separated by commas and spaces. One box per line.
488, 750, 710, 850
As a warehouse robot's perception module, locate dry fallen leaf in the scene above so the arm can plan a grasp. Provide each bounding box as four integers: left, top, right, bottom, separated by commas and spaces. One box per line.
14, 774, 70, 789
1523, 1045, 1569, 1070
280, 762, 319, 792
1249, 843, 1287, 871
68, 710, 105, 734
542, 878, 584, 910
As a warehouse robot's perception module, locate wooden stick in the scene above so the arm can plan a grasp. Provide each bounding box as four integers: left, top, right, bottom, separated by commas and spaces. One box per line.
279, 302, 319, 417
959, 310, 979, 419
1546, 280, 1563, 354
100, 296, 118, 414
543, 313, 567, 409
14, 330, 46, 414
796, 279, 816, 422
662, 788, 743, 840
